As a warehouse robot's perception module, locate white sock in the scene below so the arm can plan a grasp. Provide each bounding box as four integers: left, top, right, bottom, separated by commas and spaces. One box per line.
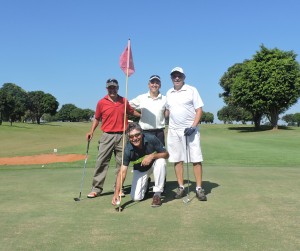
196, 186, 202, 191
154, 192, 161, 197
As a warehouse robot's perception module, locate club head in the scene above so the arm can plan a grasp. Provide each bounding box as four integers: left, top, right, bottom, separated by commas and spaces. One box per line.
183, 196, 190, 204
74, 198, 80, 202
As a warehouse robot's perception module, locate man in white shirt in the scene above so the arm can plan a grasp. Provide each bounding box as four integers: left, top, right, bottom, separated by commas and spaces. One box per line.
130, 75, 166, 145
165, 67, 207, 201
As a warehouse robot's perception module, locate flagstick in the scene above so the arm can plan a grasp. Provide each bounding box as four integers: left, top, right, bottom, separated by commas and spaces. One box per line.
119, 39, 131, 212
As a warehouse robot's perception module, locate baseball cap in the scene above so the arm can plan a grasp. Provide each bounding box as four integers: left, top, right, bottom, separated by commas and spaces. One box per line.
149, 75, 161, 82
106, 78, 119, 87
170, 67, 185, 75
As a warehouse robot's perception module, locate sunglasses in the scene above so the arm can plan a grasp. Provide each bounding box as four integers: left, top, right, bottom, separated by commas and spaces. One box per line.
171, 74, 183, 79
128, 132, 141, 139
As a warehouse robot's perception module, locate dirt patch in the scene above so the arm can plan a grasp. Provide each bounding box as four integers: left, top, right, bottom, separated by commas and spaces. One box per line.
0, 154, 86, 166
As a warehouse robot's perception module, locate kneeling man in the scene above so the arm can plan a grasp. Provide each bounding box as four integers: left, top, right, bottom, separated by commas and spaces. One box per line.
112, 122, 169, 207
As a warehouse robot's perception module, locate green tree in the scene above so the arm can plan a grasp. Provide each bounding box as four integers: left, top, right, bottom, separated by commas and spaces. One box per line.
294, 113, 300, 127
81, 109, 94, 121
0, 88, 6, 125
251, 45, 300, 129
201, 111, 214, 124
217, 106, 233, 124
0, 83, 28, 125
282, 113, 295, 125
219, 62, 264, 128
219, 62, 245, 105
27, 91, 59, 124
217, 105, 252, 124
70, 108, 83, 122
57, 104, 77, 122
220, 45, 300, 130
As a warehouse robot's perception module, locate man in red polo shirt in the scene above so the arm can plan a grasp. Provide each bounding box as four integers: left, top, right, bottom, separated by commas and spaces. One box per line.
86, 78, 140, 198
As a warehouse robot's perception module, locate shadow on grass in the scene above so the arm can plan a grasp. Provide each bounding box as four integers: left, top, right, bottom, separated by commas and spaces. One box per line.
1, 122, 63, 128
106, 180, 220, 209
157, 180, 219, 204
228, 125, 293, 133
1, 124, 32, 129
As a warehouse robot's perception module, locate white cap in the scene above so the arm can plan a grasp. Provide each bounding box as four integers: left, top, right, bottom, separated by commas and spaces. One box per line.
170, 67, 184, 75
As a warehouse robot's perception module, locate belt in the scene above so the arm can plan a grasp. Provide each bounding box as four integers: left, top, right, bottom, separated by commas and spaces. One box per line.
105, 131, 123, 134
143, 128, 165, 132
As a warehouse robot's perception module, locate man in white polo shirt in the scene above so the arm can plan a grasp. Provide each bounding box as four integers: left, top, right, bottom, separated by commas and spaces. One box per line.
129, 75, 166, 145
165, 67, 207, 201
130, 75, 167, 193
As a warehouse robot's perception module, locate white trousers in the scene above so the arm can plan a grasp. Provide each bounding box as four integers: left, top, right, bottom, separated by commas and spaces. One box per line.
130, 158, 166, 201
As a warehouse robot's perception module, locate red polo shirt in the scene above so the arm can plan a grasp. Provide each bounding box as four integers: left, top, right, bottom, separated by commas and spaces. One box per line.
95, 95, 135, 132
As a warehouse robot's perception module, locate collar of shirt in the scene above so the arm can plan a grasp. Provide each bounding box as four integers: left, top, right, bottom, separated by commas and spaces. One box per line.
171, 83, 187, 93
104, 94, 121, 102
147, 91, 162, 100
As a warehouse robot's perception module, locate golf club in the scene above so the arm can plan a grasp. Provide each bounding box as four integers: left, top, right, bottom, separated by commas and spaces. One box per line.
183, 135, 191, 204
74, 139, 90, 202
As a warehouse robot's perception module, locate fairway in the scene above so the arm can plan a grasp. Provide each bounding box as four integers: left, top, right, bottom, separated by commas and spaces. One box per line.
0, 122, 299, 251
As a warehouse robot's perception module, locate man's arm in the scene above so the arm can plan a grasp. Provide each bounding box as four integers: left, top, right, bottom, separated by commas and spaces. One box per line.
112, 165, 128, 206
133, 110, 141, 118
191, 107, 202, 127
164, 109, 169, 118
141, 151, 169, 166
86, 118, 100, 141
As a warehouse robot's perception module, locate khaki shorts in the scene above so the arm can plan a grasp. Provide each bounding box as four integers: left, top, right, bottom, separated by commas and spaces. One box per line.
167, 128, 203, 163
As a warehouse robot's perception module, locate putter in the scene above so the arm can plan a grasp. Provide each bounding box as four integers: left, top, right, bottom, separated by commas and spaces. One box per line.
74, 140, 90, 202
183, 135, 191, 204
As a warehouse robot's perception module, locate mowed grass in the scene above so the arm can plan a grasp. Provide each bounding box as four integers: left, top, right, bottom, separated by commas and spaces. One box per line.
0, 122, 299, 251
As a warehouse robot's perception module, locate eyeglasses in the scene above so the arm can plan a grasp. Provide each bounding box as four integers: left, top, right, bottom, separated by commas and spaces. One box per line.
171, 74, 183, 79
128, 132, 141, 139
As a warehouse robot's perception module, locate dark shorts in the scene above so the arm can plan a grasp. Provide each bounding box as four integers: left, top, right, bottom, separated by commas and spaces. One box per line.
143, 128, 165, 146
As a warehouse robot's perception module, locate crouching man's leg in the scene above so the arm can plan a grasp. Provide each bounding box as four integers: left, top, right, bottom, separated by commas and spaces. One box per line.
151, 158, 166, 207
130, 169, 150, 201
152, 158, 166, 195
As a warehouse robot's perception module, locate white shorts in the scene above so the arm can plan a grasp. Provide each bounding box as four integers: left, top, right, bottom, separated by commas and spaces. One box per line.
167, 128, 203, 163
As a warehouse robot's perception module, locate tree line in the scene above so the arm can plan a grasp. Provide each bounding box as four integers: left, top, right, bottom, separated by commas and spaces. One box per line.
1, 83, 215, 126
218, 45, 300, 129
0, 83, 94, 125
3, 44, 300, 129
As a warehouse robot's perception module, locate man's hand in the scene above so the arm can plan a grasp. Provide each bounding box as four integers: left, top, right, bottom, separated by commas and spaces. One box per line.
86, 132, 93, 141
112, 195, 120, 206
184, 127, 196, 136
141, 154, 154, 166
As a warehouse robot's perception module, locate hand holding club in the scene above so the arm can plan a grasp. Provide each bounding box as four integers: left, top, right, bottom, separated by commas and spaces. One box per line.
184, 127, 196, 136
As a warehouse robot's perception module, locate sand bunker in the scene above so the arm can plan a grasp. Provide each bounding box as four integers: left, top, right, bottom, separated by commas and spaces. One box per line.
0, 154, 85, 165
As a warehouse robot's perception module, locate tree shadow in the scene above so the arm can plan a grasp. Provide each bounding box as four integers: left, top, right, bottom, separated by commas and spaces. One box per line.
1, 124, 32, 129
228, 125, 293, 133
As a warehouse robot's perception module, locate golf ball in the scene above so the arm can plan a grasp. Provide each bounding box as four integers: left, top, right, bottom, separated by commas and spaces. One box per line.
116, 200, 120, 206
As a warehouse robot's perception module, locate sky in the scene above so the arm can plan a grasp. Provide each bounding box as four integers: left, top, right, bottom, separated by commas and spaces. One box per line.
1, 0, 300, 123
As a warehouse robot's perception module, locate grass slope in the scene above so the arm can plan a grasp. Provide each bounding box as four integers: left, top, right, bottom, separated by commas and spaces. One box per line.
0, 122, 299, 251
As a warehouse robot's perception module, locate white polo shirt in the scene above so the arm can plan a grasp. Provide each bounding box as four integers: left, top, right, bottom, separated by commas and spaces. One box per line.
166, 84, 204, 130
130, 92, 166, 130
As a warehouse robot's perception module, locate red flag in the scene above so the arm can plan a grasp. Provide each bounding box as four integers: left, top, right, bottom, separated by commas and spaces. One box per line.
120, 40, 135, 77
